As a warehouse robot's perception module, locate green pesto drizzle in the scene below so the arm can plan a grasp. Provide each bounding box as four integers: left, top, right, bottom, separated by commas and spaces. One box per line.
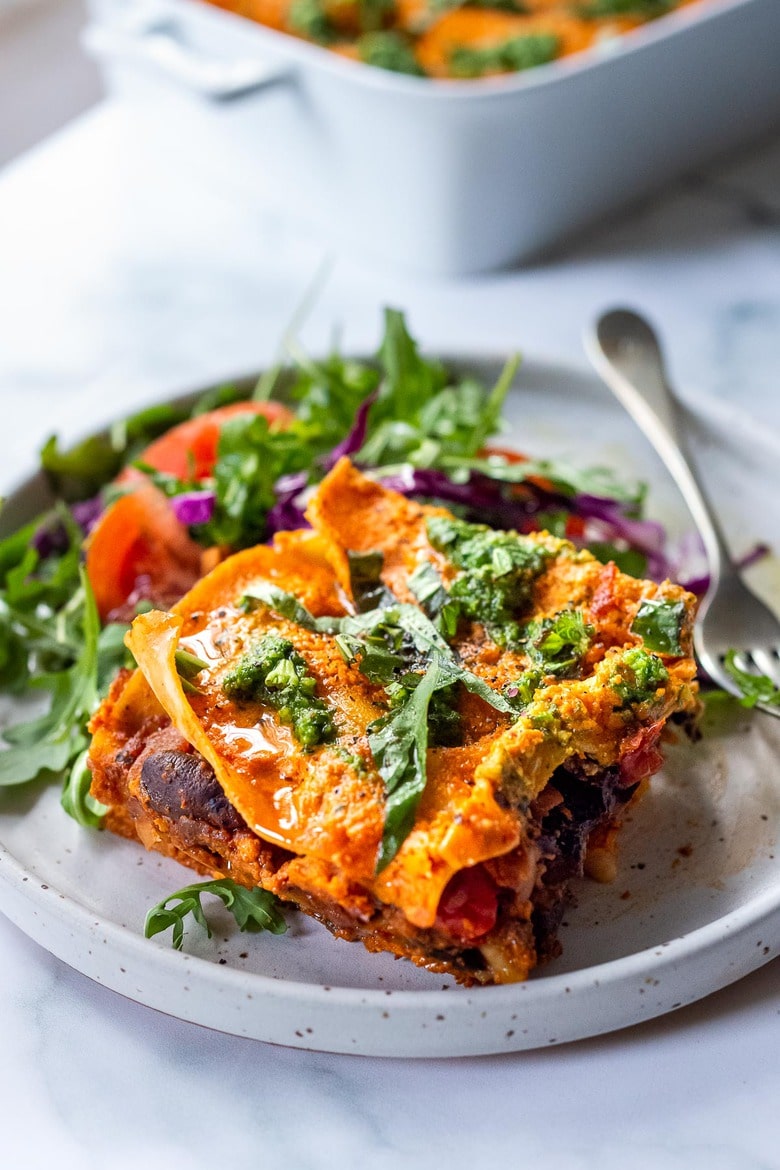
425, 514, 554, 646
222, 635, 335, 749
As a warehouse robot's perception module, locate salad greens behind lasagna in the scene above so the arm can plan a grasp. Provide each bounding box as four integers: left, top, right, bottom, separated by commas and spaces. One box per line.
0, 308, 775, 946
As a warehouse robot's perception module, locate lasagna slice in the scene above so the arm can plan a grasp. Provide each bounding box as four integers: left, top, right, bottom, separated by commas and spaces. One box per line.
88, 459, 699, 985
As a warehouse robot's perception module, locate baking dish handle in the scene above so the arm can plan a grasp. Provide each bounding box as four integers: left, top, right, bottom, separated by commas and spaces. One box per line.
82, 12, 291, 102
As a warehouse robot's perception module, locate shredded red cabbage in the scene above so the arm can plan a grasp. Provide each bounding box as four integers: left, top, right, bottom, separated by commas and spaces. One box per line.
321, 392, 379, 472
170, 490, 216, 527
376, 466, 556, 532
573, 494, 670, 580
32, 495, 104, 559
265, 471, 310, 536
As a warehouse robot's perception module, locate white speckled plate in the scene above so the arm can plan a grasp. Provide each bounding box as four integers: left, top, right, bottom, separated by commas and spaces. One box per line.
0, 357, 778, 1058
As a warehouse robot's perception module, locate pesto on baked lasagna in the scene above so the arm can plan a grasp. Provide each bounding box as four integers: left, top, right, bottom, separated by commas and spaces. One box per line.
88, 459, 699, 985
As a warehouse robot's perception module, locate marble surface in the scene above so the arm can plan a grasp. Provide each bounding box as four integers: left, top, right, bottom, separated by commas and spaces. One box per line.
0, 98, 779, 1168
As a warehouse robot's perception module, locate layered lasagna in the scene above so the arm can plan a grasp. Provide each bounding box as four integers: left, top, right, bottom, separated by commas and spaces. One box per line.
88, 459, 699, 984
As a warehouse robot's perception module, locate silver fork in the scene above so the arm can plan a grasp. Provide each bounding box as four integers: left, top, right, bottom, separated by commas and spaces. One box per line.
584, 307, 780, 717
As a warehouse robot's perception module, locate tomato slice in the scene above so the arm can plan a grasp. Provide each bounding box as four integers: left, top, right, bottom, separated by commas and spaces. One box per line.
90, 401, 294, 620
135, 400, 294, 481
434, 865, 499, 943
619, 719, 665, 788
86, 482, 203, 621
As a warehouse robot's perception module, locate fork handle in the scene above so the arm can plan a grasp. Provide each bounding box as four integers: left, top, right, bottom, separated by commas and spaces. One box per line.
585, 308, 737, 602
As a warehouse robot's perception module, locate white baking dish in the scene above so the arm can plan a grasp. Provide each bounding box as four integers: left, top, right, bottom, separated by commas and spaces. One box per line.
84, 0, 780, 275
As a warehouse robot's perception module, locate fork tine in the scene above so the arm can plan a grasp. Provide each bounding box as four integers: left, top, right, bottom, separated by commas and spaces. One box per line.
749, 648, 780, 687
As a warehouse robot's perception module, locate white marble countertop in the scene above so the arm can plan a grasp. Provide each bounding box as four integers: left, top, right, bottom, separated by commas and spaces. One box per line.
0, 99, 778, 1169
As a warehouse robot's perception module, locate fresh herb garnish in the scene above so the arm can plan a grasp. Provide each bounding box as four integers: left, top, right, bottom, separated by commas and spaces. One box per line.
426, 515, 552, 646
631, 597, 685, 656
288, 0, 337, 43
577, 0, 672, 17
504, 667, 546, 710
588, 542, 648, 579
523, 609, 593, 676
61, 747, 109, 828
239, 582, 517, 866
0, 567, 102, 790
407, 561, 461, 639
358, 31, 425, 75
347, 549, 396, 613
222, 635, 335, 749
449, 32, 559, 79
369, 658, 443, 869
610, 647, 669, 707
722, 651, 780, 710
144, 879, 287, 950
175, 646, 209, 695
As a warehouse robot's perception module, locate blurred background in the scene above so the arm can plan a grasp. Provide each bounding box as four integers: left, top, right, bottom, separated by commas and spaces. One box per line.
0, 0, 101, 167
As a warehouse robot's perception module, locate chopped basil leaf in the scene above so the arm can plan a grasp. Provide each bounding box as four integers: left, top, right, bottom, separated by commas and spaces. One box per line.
407, 561, 461, 639
175, 646, 209, 696
588, 541, 648, 579
346, 549, 396, 612
237, 580, 516, 864
631, 598, 685, 655
523, 609, 593, 677
145, 879, 287, 951
241, 581, 322, 630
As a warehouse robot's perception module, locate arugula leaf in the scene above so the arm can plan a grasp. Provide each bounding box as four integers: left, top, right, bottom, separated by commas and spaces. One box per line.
199, 414, 280, 548
376, 308, 449, 425
723, 651, 780, 710
40, 434, 123, 501
144, 879, 287, 951
61, 748, 109, 828
369, 658, 442, 870
237, 579, 517, 865
41, 402, 192, 501
0, 567, 100, 788
631, 598, 685, 655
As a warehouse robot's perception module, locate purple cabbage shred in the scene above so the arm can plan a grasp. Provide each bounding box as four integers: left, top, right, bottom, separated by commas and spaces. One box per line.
170, 490, 217, 527
321, 392, 379, 472
265, 471, 310, 537
32, 494, 104, 559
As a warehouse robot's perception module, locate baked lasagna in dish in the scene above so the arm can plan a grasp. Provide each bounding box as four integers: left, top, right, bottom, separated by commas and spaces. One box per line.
205, 0, 708, 81
88, 458, 699, 985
